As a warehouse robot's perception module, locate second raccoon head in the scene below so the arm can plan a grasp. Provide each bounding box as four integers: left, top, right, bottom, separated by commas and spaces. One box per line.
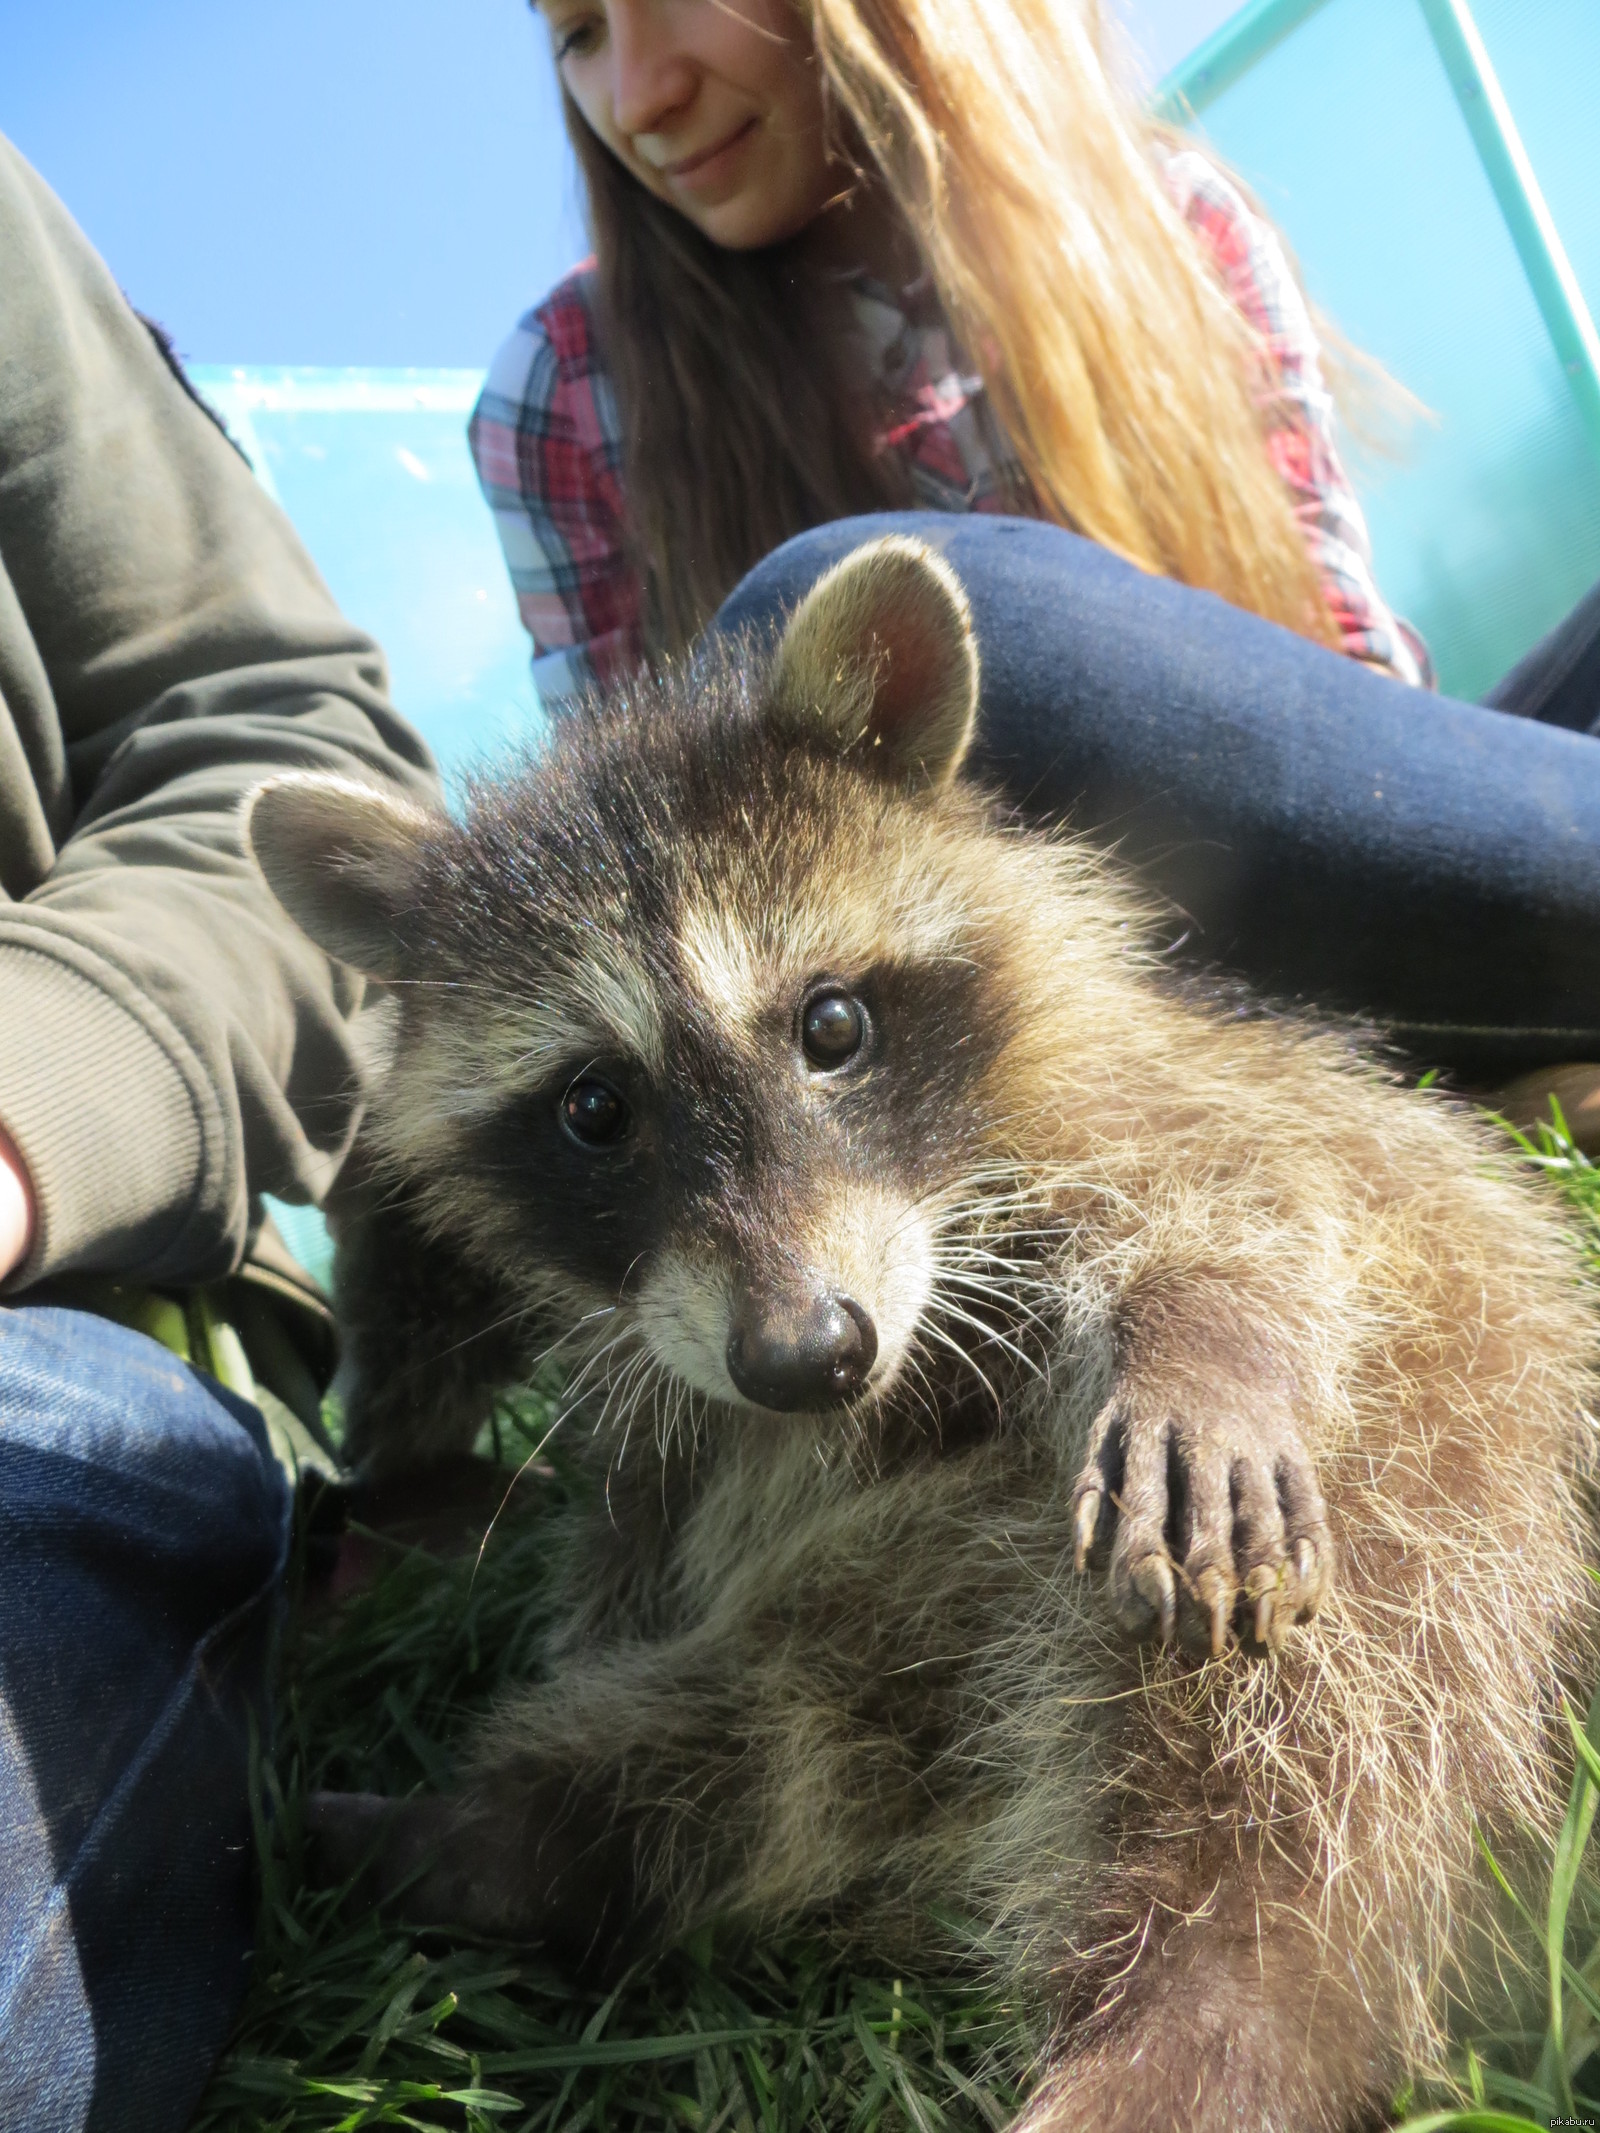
245, 537, 1033, 1425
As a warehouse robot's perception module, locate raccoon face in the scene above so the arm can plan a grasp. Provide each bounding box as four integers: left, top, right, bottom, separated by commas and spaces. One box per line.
248, 537, 1025, 1422
544, 970, 937, 1416
584, 935, 997, 1417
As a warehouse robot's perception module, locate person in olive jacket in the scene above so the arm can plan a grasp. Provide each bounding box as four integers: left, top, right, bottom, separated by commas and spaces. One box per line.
0, 134, 438, 2133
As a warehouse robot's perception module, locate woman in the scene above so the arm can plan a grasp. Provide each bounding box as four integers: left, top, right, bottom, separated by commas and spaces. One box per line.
471, 0, 1600, 1122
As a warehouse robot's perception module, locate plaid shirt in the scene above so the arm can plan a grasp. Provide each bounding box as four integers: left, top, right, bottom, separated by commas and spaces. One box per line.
470, 147, 1431, 705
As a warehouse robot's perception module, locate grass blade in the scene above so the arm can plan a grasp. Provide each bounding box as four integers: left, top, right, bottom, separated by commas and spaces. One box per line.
1536, 1682, 1600, 2108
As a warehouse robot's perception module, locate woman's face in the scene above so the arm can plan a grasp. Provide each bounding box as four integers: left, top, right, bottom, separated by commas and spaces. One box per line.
539, 0, 838, 251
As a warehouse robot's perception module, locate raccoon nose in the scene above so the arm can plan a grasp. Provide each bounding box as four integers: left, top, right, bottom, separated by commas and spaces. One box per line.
725, 1292, 878, 1412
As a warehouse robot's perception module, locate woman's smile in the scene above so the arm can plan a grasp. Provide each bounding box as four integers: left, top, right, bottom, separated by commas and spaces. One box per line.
540, 0, 836, 251
658, 115, 760, 190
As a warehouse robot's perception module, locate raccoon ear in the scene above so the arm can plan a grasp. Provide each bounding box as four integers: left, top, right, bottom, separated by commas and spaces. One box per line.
243, 775, 437, 980
769, 535, 979, 789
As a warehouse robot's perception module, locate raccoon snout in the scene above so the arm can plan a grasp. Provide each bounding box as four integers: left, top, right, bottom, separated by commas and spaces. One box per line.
725, 1291, 878, 1412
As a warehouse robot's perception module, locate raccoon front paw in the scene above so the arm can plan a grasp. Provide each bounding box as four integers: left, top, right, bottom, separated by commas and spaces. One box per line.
1071, 1385, 1332, 1654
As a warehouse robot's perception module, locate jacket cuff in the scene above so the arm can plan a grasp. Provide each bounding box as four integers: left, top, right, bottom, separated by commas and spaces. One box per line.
0, 943, 206, 1285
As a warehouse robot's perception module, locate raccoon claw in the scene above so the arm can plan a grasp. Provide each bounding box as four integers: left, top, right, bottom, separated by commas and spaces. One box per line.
1250, 1578, 1279, 1651
1193, 1563, 1233, 1659
1073, 1388, 1333, 1654
1126, 1550, 1178, 1643
1072, 1487, 1103, 1574
1251, 1533, 1327, 1650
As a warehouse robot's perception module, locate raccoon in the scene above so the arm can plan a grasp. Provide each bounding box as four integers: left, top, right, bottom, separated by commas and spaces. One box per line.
247, 536, 1597, 2132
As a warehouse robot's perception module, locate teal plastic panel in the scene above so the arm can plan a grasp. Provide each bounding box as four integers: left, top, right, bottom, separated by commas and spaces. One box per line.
1179, 0, 1600, 699
191, 368, 545, 788
268, 1201, 336, 1291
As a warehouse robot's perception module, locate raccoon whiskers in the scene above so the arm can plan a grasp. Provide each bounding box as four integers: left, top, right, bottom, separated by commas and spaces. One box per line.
928, 1295, 1045, 1383
373, 1291, 559, 1397
935, 1221, 1059, 1278
371, 974, 524, 1001
923, 1228, 1059, 1382
907, 1176, 1087, 1415
890, 1346, 947, 1443
927, 1171, 1078, 1270
655, 1372, 710, 1468
630, 1357, 685, 1467
912, 1314, 1006, 1419
564, 1319, 712, 1491
473, 1413, 566, 1580
894, 1251, 1063, 1437
600, 1350, 658, 1481
469, 1314, 638, 1567
472, 1304, 624, 1418
937, 1256, 1059, 1338
546, 1323, 646, 1436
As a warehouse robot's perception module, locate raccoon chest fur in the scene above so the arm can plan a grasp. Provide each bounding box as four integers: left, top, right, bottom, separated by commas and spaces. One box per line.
532, 1411, 1118, 1944
249, 535, 1599, 2133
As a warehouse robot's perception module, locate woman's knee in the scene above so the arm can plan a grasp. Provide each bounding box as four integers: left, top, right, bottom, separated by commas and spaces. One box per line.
713, 511, 1108, 645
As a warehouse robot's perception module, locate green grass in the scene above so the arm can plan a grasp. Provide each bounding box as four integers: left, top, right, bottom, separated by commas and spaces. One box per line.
194, 1110, 1600, 2133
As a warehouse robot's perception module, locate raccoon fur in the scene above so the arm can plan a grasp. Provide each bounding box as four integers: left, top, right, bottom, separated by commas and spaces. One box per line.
247, 536, 1598, 2132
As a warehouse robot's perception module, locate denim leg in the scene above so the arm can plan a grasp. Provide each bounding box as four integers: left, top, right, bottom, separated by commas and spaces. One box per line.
714, 513, 1600, 1076
0, 1305, 290, 2133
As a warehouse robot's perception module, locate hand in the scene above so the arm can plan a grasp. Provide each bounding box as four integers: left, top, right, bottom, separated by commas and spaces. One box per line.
0, 1123, 35, 1283
1072, 1378, 1333, 1655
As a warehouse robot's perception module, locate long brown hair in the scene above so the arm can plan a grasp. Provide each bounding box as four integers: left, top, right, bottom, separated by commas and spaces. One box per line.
565, 0, 1338, 655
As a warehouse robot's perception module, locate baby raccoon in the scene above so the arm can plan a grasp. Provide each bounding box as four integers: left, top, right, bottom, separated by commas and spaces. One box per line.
248, 537, 1597, 2133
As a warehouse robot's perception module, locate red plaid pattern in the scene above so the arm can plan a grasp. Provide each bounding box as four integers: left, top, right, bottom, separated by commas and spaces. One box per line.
468, 277, 641, 700
470, 149, 1431, 704
1164, 150, 1432, 687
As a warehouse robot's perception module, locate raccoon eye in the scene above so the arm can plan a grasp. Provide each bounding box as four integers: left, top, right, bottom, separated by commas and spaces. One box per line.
800, 989, 866, 1070
560, 1075, 630, 1147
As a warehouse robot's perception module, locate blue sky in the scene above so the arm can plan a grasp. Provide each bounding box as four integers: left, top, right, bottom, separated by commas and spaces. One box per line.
0, 0, 1235, 367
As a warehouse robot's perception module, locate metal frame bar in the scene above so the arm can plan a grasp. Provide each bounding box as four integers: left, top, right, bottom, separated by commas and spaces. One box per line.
1415, 0, 1600, 469
1153, 0, 1600, 472
1150, 0, 1335, 122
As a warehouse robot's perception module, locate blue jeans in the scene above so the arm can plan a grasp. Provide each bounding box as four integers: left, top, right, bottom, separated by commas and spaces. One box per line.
717, 515, 1600, 1077
0, 1306, 289, 2133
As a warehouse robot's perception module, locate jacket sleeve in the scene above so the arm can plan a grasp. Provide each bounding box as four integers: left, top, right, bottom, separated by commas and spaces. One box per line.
0, 136, 440, 1287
